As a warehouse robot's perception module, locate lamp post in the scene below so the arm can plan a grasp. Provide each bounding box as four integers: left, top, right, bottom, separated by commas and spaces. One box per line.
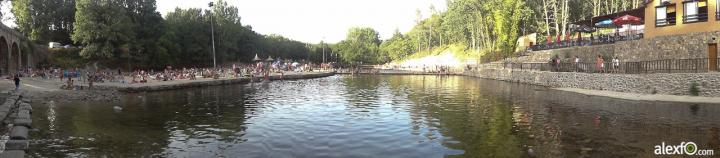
322, 39, 325, 63
209, 2, 217, 69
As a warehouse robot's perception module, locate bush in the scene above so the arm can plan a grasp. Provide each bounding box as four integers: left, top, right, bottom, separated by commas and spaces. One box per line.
690, 82, 700, 96
47, 48, 86, 68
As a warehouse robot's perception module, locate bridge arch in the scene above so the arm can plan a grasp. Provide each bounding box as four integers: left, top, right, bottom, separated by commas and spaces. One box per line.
21, 43, 28, 69
10, 42, 18, 74
0, 37, 6, 74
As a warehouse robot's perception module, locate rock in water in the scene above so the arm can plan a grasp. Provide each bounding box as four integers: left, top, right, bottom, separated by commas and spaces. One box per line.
113, 106, 123, 112
528, 148, 536, 158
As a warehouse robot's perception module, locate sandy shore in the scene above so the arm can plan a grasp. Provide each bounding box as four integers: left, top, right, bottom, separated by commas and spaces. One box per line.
5, 71, 334, 104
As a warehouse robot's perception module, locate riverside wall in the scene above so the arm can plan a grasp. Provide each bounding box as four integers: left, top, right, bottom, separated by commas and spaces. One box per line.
464, 68, 720, 97
510, 31, 720, 63
463, 31, 720, 97
0, 91, 33, 158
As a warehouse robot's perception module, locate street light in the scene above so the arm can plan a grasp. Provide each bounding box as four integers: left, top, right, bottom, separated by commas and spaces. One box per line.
321, 38, 325, 63
209, 2, 217, 69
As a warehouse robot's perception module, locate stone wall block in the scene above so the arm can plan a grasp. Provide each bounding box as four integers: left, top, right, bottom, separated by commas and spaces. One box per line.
9, 126, 28, 140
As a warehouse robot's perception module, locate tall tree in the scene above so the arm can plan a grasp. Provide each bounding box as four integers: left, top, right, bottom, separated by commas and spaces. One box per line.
336, 27, 381, 64
72, 0, 134, 60
12, 0, 76, 44
380, 29, 414, 61
121, 0, 165, 66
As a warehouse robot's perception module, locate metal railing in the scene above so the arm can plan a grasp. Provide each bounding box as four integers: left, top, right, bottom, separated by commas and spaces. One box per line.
530, 32, 644, 51
478, 58, 720, 74
683, 13, 709, 23
656, 18, 677, 27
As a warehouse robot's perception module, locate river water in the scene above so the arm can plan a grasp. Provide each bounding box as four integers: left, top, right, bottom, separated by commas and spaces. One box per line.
28, 75, 720, 157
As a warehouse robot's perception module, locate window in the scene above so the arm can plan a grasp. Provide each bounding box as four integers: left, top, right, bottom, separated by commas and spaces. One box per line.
656, 4, 677, 27
683, 0, 708, 23
717, 0, 719, 20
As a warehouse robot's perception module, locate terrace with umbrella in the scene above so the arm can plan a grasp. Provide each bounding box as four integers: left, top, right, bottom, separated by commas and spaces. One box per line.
531, 8, 645, 51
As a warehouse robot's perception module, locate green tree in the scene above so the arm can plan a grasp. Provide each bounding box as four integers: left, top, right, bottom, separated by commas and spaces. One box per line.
336, 27, 381, 64
161, 8, 211, 66
380, 29, 413, 61
12, 0, 76, 44
122, 0, 166, 67
72, 0, 134, 60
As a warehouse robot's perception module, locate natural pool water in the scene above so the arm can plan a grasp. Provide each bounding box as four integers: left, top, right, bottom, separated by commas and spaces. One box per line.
29, 75, 720, 157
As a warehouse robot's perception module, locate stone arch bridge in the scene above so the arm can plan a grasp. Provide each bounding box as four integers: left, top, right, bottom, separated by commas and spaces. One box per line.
0, 23, 31, 75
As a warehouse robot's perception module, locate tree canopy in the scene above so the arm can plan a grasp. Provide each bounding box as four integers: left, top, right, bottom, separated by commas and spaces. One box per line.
10, 0, 647, 67
333, 0, 647, 64
335, 27, 381, 64
13, 0, 316, 69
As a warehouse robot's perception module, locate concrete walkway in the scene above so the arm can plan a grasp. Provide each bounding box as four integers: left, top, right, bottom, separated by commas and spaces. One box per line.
555, 88, 720, 104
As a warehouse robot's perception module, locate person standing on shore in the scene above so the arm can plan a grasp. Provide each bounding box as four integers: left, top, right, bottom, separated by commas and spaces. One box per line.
612, 56, 620, 73
88, 75, 94, 89
13, 74, 20, 91
574, 56, 581, 72
595, 55, 603, 73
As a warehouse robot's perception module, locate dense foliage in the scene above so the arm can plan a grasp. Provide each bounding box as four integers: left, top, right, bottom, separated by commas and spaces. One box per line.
13, 0, 315, 69
335, 27, 382, 64
334, 0, 646, 64
11, 0, 647, 66
11, 0, 76, 44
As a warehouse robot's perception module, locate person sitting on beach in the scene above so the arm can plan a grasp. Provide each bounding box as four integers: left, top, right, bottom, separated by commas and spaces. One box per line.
139, 71, 148, 83
65, 77, 74, 90
131, 74, 138, 84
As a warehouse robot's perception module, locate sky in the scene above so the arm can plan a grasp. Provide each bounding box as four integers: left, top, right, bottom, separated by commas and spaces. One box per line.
1, 0, 447, 44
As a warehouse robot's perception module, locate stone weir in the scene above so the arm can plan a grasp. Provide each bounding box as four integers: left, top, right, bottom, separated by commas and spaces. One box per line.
103, 71, 336, 93
0, 91, 33, 158
336, 69, 462, 76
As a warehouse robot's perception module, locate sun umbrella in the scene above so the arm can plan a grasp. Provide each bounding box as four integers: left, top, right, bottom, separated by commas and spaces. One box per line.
613, 15, 643, 39
612, 15, 643, 26
266, 56, 274, 61
594, 19, 615, 28
253, 54, 261, 61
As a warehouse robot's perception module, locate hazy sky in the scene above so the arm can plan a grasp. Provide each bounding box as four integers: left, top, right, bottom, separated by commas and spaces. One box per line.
1, 0, 446, 43
156, 0, 447, 43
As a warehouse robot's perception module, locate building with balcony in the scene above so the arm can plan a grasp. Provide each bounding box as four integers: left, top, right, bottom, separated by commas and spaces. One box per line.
645, 0, 720, 38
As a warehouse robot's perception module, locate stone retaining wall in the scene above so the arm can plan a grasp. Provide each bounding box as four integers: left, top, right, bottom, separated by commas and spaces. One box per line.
0, 91, 32, 158
511, 31, 720, 63
465, 68, 720, 97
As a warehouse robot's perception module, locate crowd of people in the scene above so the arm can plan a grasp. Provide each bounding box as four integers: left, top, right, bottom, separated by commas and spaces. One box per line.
12, 60, 335, 90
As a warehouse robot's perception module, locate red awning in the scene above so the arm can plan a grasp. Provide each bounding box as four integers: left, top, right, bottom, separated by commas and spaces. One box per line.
613, 15, 643, 25
571, 8, 645, 27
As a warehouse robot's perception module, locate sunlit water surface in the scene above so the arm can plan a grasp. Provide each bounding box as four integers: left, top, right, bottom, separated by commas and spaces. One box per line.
29, 75, 720, 157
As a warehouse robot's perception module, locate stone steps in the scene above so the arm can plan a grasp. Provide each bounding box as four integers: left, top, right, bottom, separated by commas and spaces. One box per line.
0, 91, 32, 158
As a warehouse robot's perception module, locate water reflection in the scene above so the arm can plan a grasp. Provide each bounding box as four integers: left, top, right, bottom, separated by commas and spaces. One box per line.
29, 75, 720, 157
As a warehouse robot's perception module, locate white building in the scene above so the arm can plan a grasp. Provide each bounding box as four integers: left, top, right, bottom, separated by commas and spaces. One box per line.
49, 42, 62, 48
